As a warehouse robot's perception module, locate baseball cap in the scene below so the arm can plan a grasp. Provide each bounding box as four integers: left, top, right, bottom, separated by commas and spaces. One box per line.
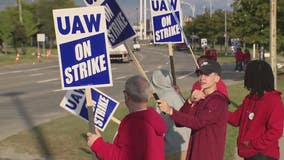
196, 59, 221, 76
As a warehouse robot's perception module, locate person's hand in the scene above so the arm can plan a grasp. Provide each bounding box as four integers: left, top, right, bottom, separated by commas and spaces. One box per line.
157, 100, 172, 115
87, 128, 101, 147
173, 85, 181, 95
191, 89, 205, 102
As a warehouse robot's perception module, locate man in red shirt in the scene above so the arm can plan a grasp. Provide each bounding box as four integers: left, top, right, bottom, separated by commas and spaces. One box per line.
191, 55, 228, 97
235, 47, 244, 72
87, 75, 166, 160
158, 60, 228, 160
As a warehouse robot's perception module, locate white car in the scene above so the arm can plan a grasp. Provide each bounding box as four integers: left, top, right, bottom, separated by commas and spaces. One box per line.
133, 41, 141, 51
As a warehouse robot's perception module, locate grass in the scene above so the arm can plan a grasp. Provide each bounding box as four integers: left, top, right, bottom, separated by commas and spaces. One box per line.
0, 47, 58, 66
1, 77, 283, 160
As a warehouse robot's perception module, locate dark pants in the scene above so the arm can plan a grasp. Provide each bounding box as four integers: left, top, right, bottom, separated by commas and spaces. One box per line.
235, 60, 243, 71
244, 154, 276, 160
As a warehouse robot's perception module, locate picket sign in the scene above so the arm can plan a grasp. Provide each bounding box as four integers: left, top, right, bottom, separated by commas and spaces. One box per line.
60, 88, 120, 131
53, 6, 112, 90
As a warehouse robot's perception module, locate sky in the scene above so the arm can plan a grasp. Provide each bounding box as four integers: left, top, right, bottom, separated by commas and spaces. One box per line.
0, 0, 233, 23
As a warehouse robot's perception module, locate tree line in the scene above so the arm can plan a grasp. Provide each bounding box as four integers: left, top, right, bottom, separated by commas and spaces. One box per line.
184, 0, 284, 55
0, 0, 77, 54
0, 0, 283, 55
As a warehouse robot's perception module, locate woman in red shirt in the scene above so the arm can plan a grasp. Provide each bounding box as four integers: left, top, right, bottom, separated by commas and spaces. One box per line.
228, 60, 284, 160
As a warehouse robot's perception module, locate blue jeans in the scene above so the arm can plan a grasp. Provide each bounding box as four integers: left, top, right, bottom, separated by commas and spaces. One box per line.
235, 60, 243, 71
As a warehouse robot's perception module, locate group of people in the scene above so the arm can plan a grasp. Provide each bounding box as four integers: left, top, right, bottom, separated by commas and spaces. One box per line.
235, 48, 251, 72
86, 57, 284, 160
204, 47, 218, 61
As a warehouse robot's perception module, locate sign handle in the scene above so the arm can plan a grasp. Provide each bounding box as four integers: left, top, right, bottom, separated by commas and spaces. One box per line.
111, 117, 121, 124
86, 87, 95, 133
168, 43, 177, 86
85, 87, 97, 160
123, 43, 160, 101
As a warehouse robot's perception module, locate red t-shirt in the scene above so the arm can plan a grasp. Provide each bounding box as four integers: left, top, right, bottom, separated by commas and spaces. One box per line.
235, 51, 244, 61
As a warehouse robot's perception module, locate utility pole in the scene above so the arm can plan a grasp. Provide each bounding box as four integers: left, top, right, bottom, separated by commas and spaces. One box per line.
224, 0, 228, 55
136, 8, 139, 26
209, 0, 212, 18
18, 0, 23, 24
139, 0, 143, 40
143, 0, 147, 39
270, 0, 277, 88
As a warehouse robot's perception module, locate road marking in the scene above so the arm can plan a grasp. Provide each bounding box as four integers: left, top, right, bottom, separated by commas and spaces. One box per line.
52, 89, 63, 92
37, 78, 59, 83
115, 76, 127, 80
0, 65, 58, 75
177, 71, 195, 79
29, 73, 43, 76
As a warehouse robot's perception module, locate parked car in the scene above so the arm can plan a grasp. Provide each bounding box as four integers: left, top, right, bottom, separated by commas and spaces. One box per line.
174, 43, 188, 51
133, 41, 141, 51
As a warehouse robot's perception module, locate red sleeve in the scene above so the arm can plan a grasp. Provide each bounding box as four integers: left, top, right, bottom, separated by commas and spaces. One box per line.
227, 98, 246, 127
91, 137, 122, 160
171, 97, 227, 130
174, 100, 196, 127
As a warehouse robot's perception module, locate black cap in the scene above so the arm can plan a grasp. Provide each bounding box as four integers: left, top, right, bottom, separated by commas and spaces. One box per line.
196, 59, 221, 75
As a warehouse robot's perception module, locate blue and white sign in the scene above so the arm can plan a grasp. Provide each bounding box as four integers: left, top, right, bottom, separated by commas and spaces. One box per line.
60, 88, 119, 131
150, 0, 183, 44
53, 6, 112, 90
83, 0, 136, 47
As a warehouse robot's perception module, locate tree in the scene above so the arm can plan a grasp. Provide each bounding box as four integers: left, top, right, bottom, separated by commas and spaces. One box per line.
230, 0, 270, 48
0, 2, 37, 53
0, 7, 20, 48
184, 9, 228, 48
277, 0, 284, 55
34, 0, 77, 48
